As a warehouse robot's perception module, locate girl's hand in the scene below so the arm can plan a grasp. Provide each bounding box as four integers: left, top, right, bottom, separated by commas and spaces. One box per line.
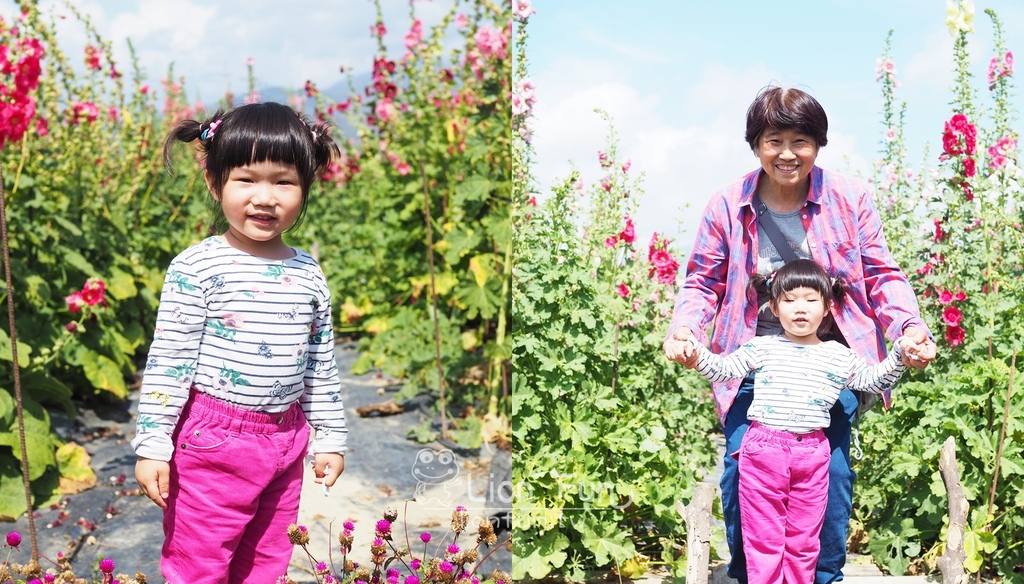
135, 457, 171, 509
312, 452, 345, 489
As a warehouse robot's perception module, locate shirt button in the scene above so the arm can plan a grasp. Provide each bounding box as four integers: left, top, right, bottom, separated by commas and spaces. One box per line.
802, 214, 807, 219
810, 242, 817, 248
797, 436, 803, 442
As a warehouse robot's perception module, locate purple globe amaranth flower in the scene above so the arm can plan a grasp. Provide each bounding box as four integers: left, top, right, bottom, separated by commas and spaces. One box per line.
5, 531, 21, 547
419, 532, 431, 543
343, 520, 356, 531
440, 561, 454, 574
99, 557, 116, 573
375, 519, 392, 534
404, 577, 421, 584
447, 543, 460, 555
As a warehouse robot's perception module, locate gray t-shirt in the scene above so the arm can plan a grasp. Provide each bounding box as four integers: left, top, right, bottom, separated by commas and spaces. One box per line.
755, 207, 810, 336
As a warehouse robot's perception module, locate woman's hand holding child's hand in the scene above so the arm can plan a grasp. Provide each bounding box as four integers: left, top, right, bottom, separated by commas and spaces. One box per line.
136, 457, 171, 509
664, 328, 699, 369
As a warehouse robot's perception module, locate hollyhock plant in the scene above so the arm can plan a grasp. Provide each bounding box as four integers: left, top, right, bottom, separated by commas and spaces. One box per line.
860, 4, 1024, 579
514, 99, 718, 576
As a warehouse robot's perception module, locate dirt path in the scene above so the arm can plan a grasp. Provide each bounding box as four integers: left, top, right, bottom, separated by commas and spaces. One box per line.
5, 344, 510, 583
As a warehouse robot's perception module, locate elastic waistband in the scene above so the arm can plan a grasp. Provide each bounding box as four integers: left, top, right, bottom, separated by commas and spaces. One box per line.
748, 420, 827, 446
188, 389, 304, 434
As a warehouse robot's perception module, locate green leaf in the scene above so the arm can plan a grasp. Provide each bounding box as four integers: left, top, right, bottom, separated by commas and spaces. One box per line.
21, 371, 75, 418
79, 350, 129, 398
0, 456, 29, 520
512, 528, 569, 580
0, 328, 32, 368
0, 395, 55, 481
581, 517, 637, 567
55, 442, 97, 493
105, 268, 138, 300
63, 249, 97, 275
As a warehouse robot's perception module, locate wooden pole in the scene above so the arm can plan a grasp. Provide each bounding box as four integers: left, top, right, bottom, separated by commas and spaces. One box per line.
937, 436, 968, 584
677, 482, 715, 584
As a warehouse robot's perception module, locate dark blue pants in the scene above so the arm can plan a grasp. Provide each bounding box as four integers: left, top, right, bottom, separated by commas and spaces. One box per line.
721, 377, 858, 584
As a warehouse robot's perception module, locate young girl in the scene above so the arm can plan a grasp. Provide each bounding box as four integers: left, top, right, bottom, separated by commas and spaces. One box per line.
131, 102, 346, 583
673, 259, 913, 584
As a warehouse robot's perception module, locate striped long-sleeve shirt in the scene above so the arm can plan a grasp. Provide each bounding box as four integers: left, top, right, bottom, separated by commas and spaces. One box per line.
131, 236, 347, 461
667, 166, 931, 424
693, 335, 906, 433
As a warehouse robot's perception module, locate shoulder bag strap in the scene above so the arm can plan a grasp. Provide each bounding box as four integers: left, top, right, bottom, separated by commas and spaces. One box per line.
754, 195, 799, 264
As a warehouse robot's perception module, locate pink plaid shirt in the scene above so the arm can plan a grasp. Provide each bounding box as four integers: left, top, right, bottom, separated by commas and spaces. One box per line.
668, 166, 930, 424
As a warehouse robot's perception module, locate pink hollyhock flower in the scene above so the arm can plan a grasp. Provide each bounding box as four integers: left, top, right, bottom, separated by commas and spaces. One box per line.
404, 19, 423, 50
84, 45, 101, 70
600, 176, 612, 192
474, 24, 508, 60
372, 22, 386, 38
942, 305, 963, 327
884, 128, 897, 142
955, 290, 967, 302
65, 291, 86, 313
945, 325, 966, 347
395, 161, 411, 176
514, 0, 536, 21
933, 219, 945, 242
375, 99, 398, 123
70, 101, 100, 124
598, 150, 611, 168
621, 159, 631, 173
81, 278, 106, 306
604, 236, 618, 248
618, 216, 635, 244
617, 283, 630, 298
455, 13, 468, 28
939, 289, 954, 304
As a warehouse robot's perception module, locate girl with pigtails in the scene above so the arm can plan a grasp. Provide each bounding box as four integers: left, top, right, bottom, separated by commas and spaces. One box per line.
131, 102, 347, 583
669, 258, 919, 584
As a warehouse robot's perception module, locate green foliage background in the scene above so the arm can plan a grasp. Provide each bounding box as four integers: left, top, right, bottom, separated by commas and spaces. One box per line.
0, 0, 510, 521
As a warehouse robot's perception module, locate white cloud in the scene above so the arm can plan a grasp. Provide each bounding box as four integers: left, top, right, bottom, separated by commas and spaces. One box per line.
0, 0, 460, 104
532, 56, 846, 252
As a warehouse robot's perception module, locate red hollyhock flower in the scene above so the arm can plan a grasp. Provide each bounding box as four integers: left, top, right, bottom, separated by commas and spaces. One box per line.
941, 305, 963, 327
81, 278, 106, 306
618, 216, 635, 244
616, 282, 630, 298
945, 325, 966, 347
65, 291, 86, 313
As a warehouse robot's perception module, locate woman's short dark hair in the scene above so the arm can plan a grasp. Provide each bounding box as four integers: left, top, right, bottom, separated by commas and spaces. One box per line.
744, 86, 829, 151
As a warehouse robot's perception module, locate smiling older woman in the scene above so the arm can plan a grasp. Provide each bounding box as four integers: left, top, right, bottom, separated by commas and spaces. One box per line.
662, 85, 936, 584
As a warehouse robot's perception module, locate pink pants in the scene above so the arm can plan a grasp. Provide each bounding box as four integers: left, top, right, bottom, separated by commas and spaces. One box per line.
737, 420, 830, 584
161, 391, 310, 584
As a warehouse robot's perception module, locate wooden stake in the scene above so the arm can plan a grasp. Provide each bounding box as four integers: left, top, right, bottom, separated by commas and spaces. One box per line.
677, 482, 715, 584
937, 436, 969, 584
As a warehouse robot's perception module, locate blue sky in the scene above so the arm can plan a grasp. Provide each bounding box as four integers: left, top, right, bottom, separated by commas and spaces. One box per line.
525, 0, 1024, 250
0, 0, 457, 104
